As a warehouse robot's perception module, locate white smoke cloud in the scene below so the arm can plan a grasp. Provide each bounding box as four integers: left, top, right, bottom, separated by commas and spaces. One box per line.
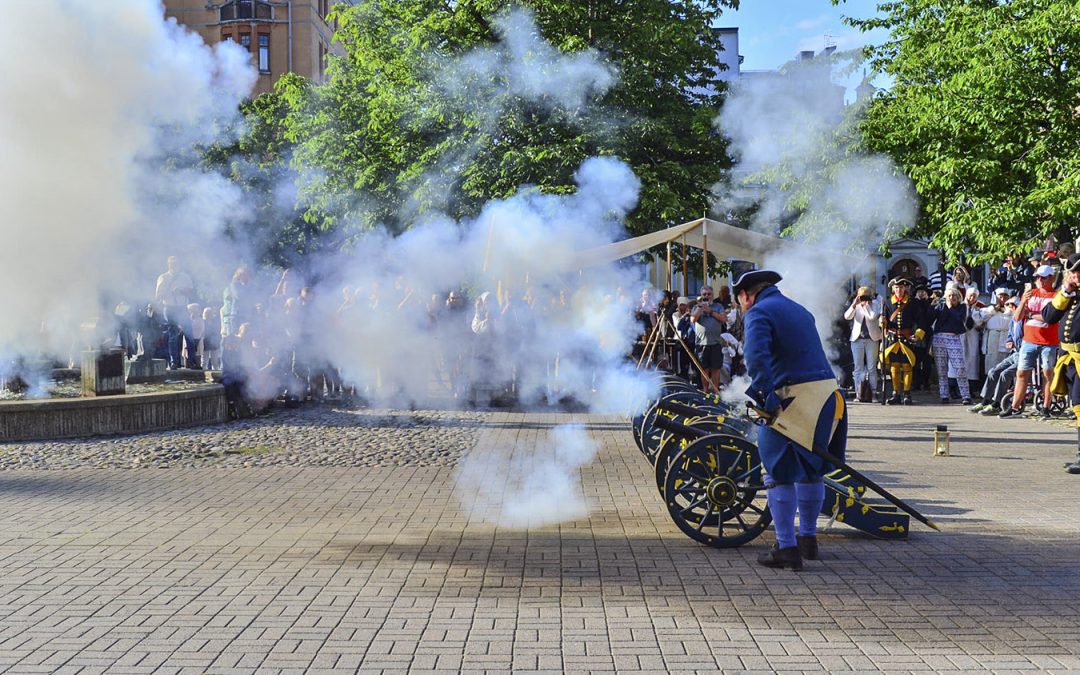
0, 2, 655, 529
445, 7, 616, 116
455, 424, 599, 528
713, 54, 917, 365
0, 0, 256, 377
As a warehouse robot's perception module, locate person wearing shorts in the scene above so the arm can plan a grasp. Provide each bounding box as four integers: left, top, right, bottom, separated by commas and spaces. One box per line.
1001, 265, 1060, 418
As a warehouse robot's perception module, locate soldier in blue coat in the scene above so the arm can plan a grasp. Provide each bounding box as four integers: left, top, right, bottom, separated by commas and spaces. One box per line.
735, 269, 847, 570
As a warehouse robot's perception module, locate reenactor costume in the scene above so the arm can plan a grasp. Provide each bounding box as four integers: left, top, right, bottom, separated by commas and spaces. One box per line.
737, 270, 847, 570
881, 277, 929, 405
1038, 253, 1080, 474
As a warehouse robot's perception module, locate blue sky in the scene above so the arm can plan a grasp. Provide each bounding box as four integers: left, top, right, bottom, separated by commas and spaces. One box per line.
723, 0, 890, 95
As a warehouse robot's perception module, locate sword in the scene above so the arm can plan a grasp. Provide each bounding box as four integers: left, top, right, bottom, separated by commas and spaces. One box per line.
746, 402, 941, 532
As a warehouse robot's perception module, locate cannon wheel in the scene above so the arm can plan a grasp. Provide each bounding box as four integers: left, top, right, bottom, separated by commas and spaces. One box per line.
653, 418, 751, 496
663, 434, 772, 548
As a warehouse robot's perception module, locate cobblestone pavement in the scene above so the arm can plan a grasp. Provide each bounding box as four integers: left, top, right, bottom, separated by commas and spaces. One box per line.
0, 406, 485, 469
0, 399, 1079, 673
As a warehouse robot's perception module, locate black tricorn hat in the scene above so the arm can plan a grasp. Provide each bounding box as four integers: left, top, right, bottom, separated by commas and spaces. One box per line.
732, 269, 783, 294
888, 276, 913, 288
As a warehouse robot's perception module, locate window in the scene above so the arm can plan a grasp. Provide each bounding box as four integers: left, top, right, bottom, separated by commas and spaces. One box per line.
318, 0, 329, 20
319, 42, 327, 78
219, 1, 272, 21
240, 33, 251, 53
258, 34, 270, 74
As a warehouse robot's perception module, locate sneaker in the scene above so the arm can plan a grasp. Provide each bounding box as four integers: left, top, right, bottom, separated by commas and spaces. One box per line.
979, 405, 1001, 416
887, 394, 902, 405
1038, 409, 1052, 420
902, 395, 914, 405
968, 402, 986, 413
961, 398, 972, 406
999, 407, 1023, 419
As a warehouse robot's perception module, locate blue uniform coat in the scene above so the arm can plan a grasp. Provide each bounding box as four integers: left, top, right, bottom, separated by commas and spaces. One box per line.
743, 285, 847, 483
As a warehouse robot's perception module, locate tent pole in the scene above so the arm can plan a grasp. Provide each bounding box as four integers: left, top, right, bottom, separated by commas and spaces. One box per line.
681, 235, 688, 296
702, 219, 708, 291
666, 242, 672, 292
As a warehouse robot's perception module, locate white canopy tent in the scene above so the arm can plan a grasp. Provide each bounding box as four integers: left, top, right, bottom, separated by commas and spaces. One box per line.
570, 217, 867, 290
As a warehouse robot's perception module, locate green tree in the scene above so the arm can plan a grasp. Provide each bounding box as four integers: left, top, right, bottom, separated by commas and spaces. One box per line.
280, 0, 737, 239
843, 0, 1080, 262
204, 74, 331, 266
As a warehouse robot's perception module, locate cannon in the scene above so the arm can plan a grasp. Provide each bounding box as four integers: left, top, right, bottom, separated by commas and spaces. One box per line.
634, 376, 914, 549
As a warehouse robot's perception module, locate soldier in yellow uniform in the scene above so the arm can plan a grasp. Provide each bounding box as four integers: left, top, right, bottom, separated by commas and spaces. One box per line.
880, 278, 929, 405
1038, 253, 1080, 474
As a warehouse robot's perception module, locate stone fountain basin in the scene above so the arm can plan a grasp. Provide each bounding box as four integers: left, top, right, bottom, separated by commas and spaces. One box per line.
0, 385, 227, 442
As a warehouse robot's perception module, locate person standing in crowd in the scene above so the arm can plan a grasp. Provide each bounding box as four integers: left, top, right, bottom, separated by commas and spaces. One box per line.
963, 286, 986, 391
221, 266, 253, 340
991, 255, 1025, 297
1039, 253, 1080, 473
716, 285, 732, 310
635, 288, 657, 341
736, 269, 846, 571
881, 278, 928, 405
911, 284, 934, 391
1001, 264, 1061, 419
202, 306, 221, 370
970, 296, 1023, 415
186, 303, 204, 369
690, 285, 729, 393
927, 264, 945, 294
843, 286, 882, 401
154, 256, 195, 370
931, 288, 973, 404
671, 296, 696, 380
979, 289, 1014, 374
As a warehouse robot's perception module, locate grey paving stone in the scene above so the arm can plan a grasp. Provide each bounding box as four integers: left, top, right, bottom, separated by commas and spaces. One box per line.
0, 403, 1076, 672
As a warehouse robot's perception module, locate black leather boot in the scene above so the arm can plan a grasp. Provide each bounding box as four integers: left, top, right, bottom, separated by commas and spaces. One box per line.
796, 535, 819, 560
757, 545, 802, 571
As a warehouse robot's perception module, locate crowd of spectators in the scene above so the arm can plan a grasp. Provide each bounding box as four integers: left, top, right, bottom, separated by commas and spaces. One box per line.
840, 247, 1077, 419
636, 285, 745, 393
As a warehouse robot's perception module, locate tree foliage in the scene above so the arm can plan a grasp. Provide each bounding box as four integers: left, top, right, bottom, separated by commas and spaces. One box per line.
844, 0, 1080, 262
277, 0, 737, 240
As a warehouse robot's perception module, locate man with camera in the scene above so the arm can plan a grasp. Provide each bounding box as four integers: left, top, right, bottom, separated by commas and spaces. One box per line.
843, 286, 882, 401
691, 285, 729, 393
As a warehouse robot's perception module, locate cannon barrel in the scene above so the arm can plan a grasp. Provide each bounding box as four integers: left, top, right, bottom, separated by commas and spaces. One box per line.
656, 398, 729, 419
651, 414, 712, 440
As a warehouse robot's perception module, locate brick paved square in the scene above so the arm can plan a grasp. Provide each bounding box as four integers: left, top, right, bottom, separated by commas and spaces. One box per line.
0, 403, 1079, 671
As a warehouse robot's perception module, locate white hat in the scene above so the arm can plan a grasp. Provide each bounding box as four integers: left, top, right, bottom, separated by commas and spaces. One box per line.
993, 287, 1009, 296
676, 297, 690, 305
1035, 264, 1056, 277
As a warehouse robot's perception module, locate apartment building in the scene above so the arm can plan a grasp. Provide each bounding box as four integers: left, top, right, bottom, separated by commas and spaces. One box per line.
163, 0, 352, 96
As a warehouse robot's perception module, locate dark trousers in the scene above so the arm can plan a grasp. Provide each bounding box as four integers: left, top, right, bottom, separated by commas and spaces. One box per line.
164, 305, 199, 368
913, 345, 932, 390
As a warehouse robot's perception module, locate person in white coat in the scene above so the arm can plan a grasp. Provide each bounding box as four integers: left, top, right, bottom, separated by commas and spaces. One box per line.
963, 286, 986, 388
978, 288, 1014, 374
843, 286, 883, 398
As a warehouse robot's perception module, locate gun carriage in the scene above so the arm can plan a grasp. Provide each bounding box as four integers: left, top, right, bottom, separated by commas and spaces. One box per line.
633, 376, 916, 549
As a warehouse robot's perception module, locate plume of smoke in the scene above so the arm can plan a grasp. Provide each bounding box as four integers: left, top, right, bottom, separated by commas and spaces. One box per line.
455, 424, 599, 528
713, 55, 917, 364
443, 7, 616, 121
405, 6, 617, 217
316, 155, 655, 414
0, 3, 655, 530
0, 0, 256, 381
